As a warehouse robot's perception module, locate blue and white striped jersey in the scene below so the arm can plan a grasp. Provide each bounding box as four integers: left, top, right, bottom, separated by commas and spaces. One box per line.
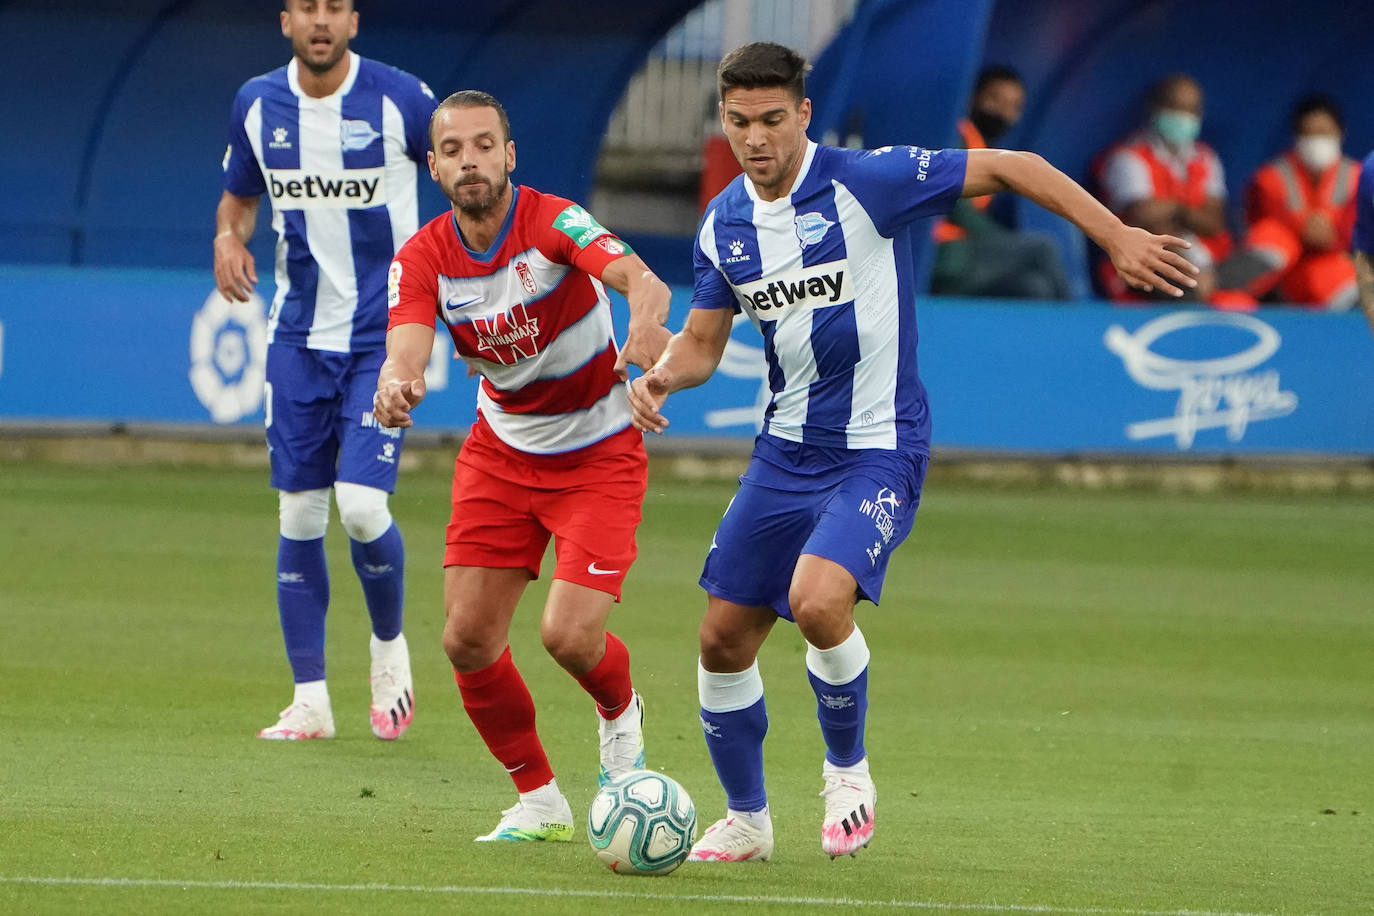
223, 53, 436, 353
692, 141, 967, 454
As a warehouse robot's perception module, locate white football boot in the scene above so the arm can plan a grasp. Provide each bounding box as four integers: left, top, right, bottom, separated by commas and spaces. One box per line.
598, 690, 646, 786
687, 809, 774, 862
819, 758, 876, 857
369, 633, 414, 740
475, 785, 575, 842
257, 701, 336, 740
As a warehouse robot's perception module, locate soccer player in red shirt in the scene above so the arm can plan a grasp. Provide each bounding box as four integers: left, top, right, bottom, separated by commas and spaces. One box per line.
374, 90, 671, 842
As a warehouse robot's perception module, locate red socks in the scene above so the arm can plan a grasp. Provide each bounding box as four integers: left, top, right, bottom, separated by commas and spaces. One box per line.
454, 647, 554, 793
574, 632, 633, 719
454, 634, 634, 792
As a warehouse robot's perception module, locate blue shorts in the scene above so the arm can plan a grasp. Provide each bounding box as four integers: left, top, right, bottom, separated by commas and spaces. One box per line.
699, 434, 928, 620
265, 343, 405, 493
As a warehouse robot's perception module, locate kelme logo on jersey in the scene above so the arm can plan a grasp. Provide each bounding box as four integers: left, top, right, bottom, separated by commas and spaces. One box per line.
793, 212, 834, 249
734, 260, 849, 315
553, 204, 611, 248
266, 167, 385, 210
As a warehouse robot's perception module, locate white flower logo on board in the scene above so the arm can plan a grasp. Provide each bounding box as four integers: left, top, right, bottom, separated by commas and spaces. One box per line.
189, 290, 268, 423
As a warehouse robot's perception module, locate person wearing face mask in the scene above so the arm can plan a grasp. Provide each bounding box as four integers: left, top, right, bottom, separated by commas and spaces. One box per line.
1095, 74, 1231, 302
931, 65, 1070, 300
1240, 95, 1361, 308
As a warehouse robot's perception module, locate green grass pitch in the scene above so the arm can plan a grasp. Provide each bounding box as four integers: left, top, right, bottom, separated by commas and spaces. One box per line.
0, 459, 1369, 914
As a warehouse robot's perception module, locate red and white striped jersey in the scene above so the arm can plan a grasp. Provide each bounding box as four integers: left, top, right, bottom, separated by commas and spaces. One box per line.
387, 186, 633, 455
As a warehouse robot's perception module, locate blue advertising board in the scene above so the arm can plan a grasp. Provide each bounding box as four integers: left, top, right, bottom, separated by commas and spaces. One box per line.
1, 265, 1371, 455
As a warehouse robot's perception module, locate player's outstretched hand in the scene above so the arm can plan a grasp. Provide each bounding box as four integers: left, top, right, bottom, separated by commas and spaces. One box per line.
627, 367, 673, 434
1105, 226, 1199, 297
615, 320, 673, 381
213, 233, 258, 302
374, 377, 426, 428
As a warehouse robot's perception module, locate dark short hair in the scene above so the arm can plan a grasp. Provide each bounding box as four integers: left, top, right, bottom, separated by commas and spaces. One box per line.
1149, 73, 1200, 109
1291, 93, 1344, 134
974, 65, 1023, 95
717, 42, 808, 102
284, 0, 356, 9
430, 89, 512, 146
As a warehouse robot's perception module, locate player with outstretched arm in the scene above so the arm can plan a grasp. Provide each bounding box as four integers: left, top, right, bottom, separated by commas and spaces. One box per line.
627, 42, 1198, 862
213, 0, 436, 742
374, 90, 672, 842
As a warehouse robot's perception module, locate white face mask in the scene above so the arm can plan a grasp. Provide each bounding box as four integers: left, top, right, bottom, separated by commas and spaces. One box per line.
1295, 134, 1341, 172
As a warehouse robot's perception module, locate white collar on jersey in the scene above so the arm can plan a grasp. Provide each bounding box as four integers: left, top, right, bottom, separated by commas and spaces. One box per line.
287, 51, 360, 101
744, 139, 819, 206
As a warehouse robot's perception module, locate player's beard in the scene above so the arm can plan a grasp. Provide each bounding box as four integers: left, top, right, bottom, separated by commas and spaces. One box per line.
294, 32, 348, 75
450, 172, 510, 216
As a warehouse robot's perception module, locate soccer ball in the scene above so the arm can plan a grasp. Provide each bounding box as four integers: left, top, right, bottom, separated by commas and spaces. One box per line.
587, 769, 696, 875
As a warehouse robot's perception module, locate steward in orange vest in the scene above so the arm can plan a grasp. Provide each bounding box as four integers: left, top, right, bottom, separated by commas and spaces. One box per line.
1242, 95, 1361, 308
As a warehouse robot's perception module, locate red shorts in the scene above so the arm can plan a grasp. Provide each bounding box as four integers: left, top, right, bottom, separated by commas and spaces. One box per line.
445, 418, 647, 600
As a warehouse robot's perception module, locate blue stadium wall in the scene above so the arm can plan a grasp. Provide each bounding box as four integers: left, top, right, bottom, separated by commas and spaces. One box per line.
1, 0, 1371, 455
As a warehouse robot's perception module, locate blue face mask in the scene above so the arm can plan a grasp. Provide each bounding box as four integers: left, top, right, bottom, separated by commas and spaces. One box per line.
1153, 109, 1201, 147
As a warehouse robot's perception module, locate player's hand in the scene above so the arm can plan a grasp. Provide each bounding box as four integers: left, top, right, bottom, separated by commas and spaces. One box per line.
1105, 226, 1199, 297
614, 319, 673, 381
373, 377, 426, 428
213, 232, 258, 302
627, 366, 673, 434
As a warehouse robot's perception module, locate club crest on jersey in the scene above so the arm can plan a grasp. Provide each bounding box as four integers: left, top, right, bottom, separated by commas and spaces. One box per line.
514, 259, 538, 295
471, 302, 541, 364
794, 212, 834, 249
339, 119, 381, 151
595, 236, 626, 256
269, 126, 292, 150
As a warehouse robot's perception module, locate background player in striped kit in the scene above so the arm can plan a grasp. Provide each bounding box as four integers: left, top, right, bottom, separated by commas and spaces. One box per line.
627, 41, 1198, 861
213, 0, 436, 741
374, 91, 672, 842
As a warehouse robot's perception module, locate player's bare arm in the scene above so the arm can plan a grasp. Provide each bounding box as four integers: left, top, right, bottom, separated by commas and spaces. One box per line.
213, 191, 260, 302
599, 253, 673, 379
1355, 251, 1374, 337
374, 322, 435, 428
963, 148, 1200, 297
627, 306, 734, 434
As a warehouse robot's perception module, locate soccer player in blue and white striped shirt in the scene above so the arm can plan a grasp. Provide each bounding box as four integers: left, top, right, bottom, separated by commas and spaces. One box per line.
213, 0, 436, 742
628, 41, 1198, 861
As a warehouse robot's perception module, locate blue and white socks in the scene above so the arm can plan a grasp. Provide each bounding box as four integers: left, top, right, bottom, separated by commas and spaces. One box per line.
277, 535, 330, 683
805, 625, 871, 767
349, 521, 405, 641
698, 660, 770, 813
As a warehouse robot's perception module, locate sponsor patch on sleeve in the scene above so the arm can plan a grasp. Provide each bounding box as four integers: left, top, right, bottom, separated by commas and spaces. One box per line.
387, 261, 402, 309
553, 204, 613, 248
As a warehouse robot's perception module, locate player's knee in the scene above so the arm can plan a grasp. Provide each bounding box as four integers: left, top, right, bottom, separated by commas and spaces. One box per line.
334, 481, 392, 542
789, 592, 853, 649
278, 488, 331, 540
442, 618, 494, 672
698, 619, 752, 672
540, 619, 600, 674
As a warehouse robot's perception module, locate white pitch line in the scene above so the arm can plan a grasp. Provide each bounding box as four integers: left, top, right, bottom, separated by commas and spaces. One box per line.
0, 876, 1283, 916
